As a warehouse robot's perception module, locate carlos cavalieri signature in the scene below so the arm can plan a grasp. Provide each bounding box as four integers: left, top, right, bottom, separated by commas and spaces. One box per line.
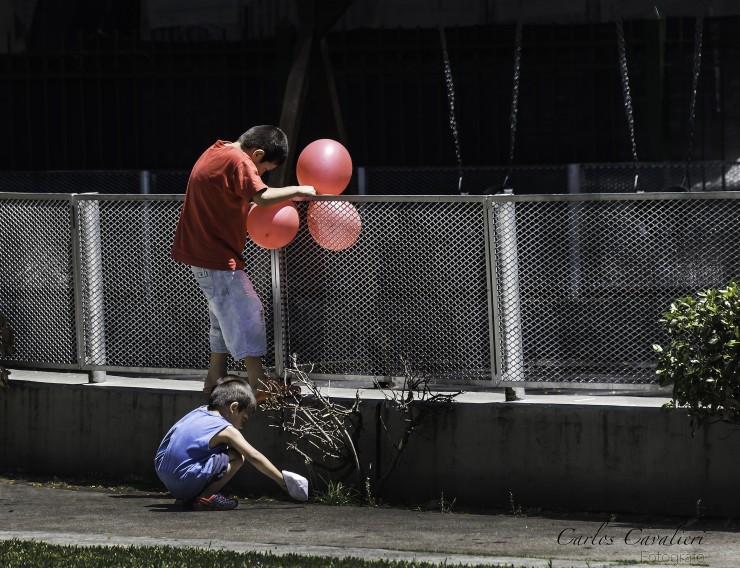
557, 521, 707, 547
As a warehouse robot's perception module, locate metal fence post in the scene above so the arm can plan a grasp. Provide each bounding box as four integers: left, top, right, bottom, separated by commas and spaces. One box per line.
270, 248, 285, 379
568, 164, 583, 299
496, 189, 525, 394
78, 196, 107, 382
139, 170, 151, 195
70, 196, 86, 373
357, 167, 366, 195
484, 198, 502, 384
567, 163, 581, 194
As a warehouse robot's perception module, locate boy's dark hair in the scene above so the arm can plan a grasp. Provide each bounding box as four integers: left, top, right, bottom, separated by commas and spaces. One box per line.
237, 125, 289, 165
208, 375, 257, 413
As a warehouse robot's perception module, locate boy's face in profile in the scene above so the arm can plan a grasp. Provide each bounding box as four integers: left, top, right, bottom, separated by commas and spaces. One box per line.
226, 404, 253, 430
250, 149, 280, 177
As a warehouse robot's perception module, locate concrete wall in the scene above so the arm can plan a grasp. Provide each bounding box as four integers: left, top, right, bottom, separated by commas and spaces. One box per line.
1, 378, 737, 517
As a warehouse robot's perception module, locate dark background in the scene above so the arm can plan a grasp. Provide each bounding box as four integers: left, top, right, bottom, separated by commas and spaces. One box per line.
1, 1, 739, 178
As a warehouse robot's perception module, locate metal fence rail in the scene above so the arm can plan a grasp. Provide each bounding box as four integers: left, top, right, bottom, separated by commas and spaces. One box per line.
3, 191, 740, 388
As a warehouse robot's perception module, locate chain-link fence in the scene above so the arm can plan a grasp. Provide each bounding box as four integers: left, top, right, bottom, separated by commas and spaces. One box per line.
491, 192, 740, 386
0, 171, 189, 195
359, 162, 740, 195
2, 162, 739, 197
3, 190, 740, 388
284, 198, 492, 382
0, 194, 77, 367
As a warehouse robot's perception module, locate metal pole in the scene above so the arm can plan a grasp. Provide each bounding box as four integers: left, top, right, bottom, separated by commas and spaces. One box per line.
139, 170, 151, 195
78, 196, 107, 382
270, 248, 285, 379
357, 167, 367, 195
567, 165, 583, 300
496, 189, 525, 398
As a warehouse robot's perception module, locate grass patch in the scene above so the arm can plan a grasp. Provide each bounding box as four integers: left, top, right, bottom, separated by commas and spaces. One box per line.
312, 480, 359, 506
0, 471, 165, 494
0, 539, 504, 568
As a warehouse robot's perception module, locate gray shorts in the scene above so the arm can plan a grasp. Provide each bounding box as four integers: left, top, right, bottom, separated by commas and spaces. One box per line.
191, 267, 267, 359
207, 450, 231, 483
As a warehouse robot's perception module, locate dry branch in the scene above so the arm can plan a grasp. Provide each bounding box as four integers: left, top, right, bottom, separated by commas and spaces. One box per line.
266, 355, 363, 487
374, 359, 463, 490
267, 355, 462, 500
0, 312, 13, 390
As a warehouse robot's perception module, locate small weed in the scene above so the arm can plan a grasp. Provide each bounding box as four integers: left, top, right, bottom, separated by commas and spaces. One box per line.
696, 498, 704, 522
312, 480, 358, 506
364, 476, 377, 507
509, 491, 526, 517
440, 492, 456, 514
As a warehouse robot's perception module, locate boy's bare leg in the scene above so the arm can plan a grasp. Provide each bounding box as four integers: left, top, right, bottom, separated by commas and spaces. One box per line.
243, 355, 268, 396
244, 355, 300, 403
204, 352, 228, 395
199, 449, 244, 498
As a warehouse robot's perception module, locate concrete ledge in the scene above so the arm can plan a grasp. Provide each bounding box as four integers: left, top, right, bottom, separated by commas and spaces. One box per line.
1, 369, 737, 517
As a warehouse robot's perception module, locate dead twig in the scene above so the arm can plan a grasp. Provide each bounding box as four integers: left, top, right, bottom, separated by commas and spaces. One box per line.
0, 312, 13, 390
267, 355, 462, 503
267, 355, 363, 488
374, 359, 463, 490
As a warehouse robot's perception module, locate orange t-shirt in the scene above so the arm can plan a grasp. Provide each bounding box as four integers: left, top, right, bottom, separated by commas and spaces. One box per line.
171, 140, 267, 270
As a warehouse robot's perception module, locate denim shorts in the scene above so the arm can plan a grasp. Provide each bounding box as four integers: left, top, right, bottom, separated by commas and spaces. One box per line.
191, 267, 267, 359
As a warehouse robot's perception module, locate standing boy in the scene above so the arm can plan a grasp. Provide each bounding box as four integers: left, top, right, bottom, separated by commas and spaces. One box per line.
171, 125, 315, 400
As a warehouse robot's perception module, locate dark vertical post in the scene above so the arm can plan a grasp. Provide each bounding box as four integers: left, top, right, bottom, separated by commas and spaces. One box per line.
273, 0, 355, 186
645, 17, 667, 161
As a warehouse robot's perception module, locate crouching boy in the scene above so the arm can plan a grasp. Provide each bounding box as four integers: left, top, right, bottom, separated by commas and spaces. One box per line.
155, 376, 296, 510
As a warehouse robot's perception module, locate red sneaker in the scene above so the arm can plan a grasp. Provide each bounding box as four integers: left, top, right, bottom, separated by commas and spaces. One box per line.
193, 493, 238, 511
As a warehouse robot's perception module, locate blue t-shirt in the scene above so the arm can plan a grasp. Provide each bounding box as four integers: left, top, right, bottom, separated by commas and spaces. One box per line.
154, 406, 231, 500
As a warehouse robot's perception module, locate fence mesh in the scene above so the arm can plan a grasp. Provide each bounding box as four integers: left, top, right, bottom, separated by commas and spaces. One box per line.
360, 162, 740, 195
2, 162, 739, 197
492, 195, 740, 385
73, 197, 275, 372
0, 195, 77, 365
3, 190, 740, 387
282, 198, 492, 381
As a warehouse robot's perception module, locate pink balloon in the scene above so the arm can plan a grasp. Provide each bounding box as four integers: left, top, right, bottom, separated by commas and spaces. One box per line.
247, 202, 300, 249
296, 139, 353, 195
307, 201, 362, 251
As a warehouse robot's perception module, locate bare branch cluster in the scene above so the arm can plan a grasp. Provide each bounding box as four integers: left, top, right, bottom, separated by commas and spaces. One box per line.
266, 355, 362, 487
374, 360, 463, 489
375, 359, 463, 408
267, 355, 463, 501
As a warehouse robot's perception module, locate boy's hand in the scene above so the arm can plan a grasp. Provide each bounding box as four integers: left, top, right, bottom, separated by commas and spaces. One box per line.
291, 186, 316, 201
282, 470, 309, 501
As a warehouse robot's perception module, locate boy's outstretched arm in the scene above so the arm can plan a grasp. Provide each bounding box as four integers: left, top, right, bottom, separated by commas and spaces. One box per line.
212, 426, 287, 491
252, 186, 315, 207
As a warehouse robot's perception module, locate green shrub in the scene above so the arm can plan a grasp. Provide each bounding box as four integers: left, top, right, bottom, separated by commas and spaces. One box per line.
653, 281, 740, 432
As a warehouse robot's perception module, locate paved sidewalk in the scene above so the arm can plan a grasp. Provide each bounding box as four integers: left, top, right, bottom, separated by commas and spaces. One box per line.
0, 479, 737, 567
